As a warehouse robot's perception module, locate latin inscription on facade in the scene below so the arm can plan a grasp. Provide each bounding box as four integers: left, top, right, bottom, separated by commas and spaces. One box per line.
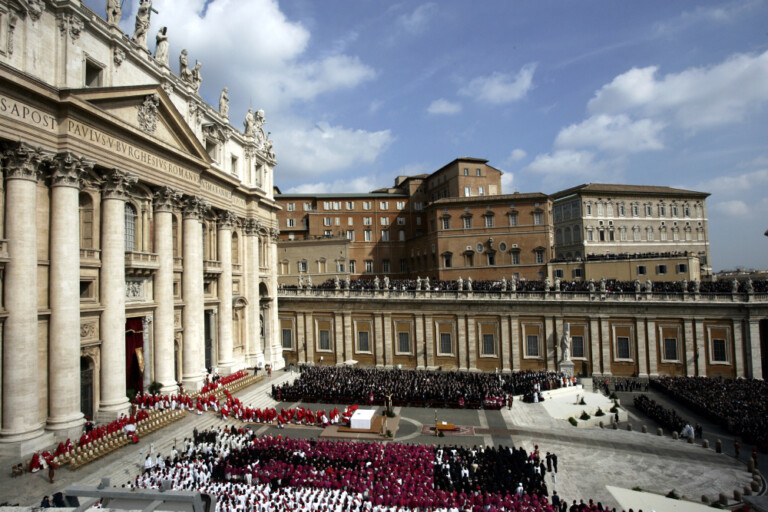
0, 95, 57, 131
201, 178, 232, 200
66, 119, 200, 184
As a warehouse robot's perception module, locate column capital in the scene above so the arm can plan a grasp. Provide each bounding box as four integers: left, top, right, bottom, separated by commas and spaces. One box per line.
49, 151, 94, 188
2, 142, 48, 181
153, 185, 182, 212
182, 194, 210, 220
244, 218, 262, 236
216, 210, 237, 230
270, 227, 280, 241
101, 168, 138, 200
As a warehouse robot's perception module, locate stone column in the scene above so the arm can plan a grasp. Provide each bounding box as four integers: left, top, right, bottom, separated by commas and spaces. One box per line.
0, 143, 47, 445
383, 313, 393, 367
466, 315, 477, 370
305, 313, 315, 364
141, 315, 153, 389
424, 314, 435, 370
589, 318, 601, 376
509, 315, 519, 372
554, 317, 564, 369
733, 320, 745, 378
635, 318, 648, 378
153, 186, 180, 392
244, 219, 261, 365
747, 319, 763, 379
457, 315, 467, 370
266, 228, 284, 369
98, 168, 137, 420
694, 318, 706, 377
181, 195, 208, 391
216, 210, 236, 374
374, 313, 384, 367
646, 318, 658, 377
600, 317, 612, 376
683, 318, 695, 376
343, 312, 353, 363
545, 317, 556, 371
415, 314, 425, 369
296, 313, 306, 364
333, 312, 344, 364
47, 152, 91, 436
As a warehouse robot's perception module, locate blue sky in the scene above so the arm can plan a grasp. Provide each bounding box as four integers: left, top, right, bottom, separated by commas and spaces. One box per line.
85, 0, 768, 271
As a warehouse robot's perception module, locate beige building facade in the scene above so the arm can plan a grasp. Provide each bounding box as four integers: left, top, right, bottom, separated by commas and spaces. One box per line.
0, 0, 283, 456
551, 184, 711, 276
279, 288, 768, 381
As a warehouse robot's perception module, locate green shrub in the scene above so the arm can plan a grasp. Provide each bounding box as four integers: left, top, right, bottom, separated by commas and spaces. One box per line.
386, 411, 396, 418
148, 381, 162, 394
386, 429, 393, 438
580, 411, 591, 420
595, 407, 605, 416
568, 417, 578, 426
632, 486, 642, 492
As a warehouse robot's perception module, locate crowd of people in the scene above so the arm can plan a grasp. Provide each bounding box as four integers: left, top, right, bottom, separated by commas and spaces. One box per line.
132, 428, 564, 512
283, 276, 767, 296
632, 394, 690, 435
272, 367, 571, 408
651, 376, 768, 451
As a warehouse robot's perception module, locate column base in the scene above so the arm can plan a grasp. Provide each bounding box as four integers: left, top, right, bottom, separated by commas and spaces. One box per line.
182, 373, 205, 393
46, 413, 85, 441
216, 360, 235, 376
0, 426, 54, 457
96, 397, 131, 423
159, 382, 179, 394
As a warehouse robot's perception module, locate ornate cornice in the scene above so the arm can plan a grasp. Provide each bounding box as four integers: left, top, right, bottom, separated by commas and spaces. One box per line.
2, 142, 48, 181
216, 210, 237, 230
182, 195, 209, 220
101, 168, 138, 200
49, 152, 94, 188
153, 185, 182, 213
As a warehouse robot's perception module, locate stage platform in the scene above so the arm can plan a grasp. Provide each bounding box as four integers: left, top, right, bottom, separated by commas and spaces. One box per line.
320, 415, 400, 441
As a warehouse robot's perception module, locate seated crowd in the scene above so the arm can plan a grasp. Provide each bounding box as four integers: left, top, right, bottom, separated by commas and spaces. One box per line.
273, 367, 570, 408
651, 376, 768, 451
134, 428, 560, 512
632, 395, 689, 435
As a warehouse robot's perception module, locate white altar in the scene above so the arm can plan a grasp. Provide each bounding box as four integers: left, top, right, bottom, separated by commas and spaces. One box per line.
350, 409, 376, 430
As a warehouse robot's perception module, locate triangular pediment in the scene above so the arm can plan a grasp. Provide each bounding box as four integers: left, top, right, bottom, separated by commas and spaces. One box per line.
64, 85, 211, 164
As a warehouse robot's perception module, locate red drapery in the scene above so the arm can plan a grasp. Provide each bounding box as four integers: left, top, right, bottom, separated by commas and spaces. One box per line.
125, 317, 144, 393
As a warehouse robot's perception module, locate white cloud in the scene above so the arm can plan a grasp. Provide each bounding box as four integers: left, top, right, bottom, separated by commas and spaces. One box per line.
554, 114, 665, 153
504, 149, 527, 164
285, 176, 374, 194
653, 1, 760, 36
397, 3, 438, 34
525, 149, 608, 177
500, 171, 515, 193
459, 64, 537, 104
694, 169, 768, 195
121, 0, 375, 115
587, 49, 768, 130
714, 200, 749, 216
427, 99, 462, 115
276, 121, 393, 179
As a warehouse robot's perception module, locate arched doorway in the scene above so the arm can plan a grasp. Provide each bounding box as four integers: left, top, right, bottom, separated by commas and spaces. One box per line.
80, 357, 94, 419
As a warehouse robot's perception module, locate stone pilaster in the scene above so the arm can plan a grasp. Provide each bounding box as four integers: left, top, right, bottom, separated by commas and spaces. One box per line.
733, 320, 745, 378
216, 210, 236, 374
600, 317, 612, 376
457, 315, 467, 370
296, 313, 306, 364
343, 312, 353, 364
747, 319, 762, 379
694, 318, 706, 376
266, 228, 284, 369
181, 195, 208, 391
466, 315, 477, 370
415, 314, 425, 369
424, 314, 435, 370
509, 315, 519, 372
305, 313, 315, 364
554, 317, 564, 370
647, 318, 658, 377
383, 312, 393, 367
683, 318, 695, 376
0, 143, 49, 449
47, 152, 92, 437
153, 186, 181, 392
141, 315, 153, 389
589, 318, 601, 376
635, 318, 648, 378
374, 313, 384, 367
244, 219, 261, 365
98, 168, 137, 420
545, 317, 556, 372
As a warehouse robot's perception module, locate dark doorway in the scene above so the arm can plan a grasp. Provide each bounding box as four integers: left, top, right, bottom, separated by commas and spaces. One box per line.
205, 311, 214, 371
80, 357, 94, 419
125, 317, 144, 395
760, 319, 768, 378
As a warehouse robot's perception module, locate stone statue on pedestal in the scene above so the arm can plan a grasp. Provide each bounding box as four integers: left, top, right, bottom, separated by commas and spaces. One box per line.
501, 277, 507, 291
297, 274, 303, 289
133, 0, 153, 50
424, 276, 430, 290
219, 88, 229, 119
244, 109, 255, 137
560, 323, 571, 362
306, 275, 312, 288
179, 50, 192, 82
191, 61, 203, 93
106, 0, 121, 25
383, 276, 390, 289
373, 276, 380, 290
334, 276, 340, 290
457, 277, 463, 291
467, 277, 473, 291
154, 27, 169, 67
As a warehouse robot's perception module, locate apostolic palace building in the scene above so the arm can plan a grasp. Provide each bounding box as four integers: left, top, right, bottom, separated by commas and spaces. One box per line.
0, 0, 283, 455
0, 0, 767, 459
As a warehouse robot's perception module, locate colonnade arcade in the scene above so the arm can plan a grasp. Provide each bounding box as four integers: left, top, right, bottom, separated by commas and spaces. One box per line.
0, 141, 280, 453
